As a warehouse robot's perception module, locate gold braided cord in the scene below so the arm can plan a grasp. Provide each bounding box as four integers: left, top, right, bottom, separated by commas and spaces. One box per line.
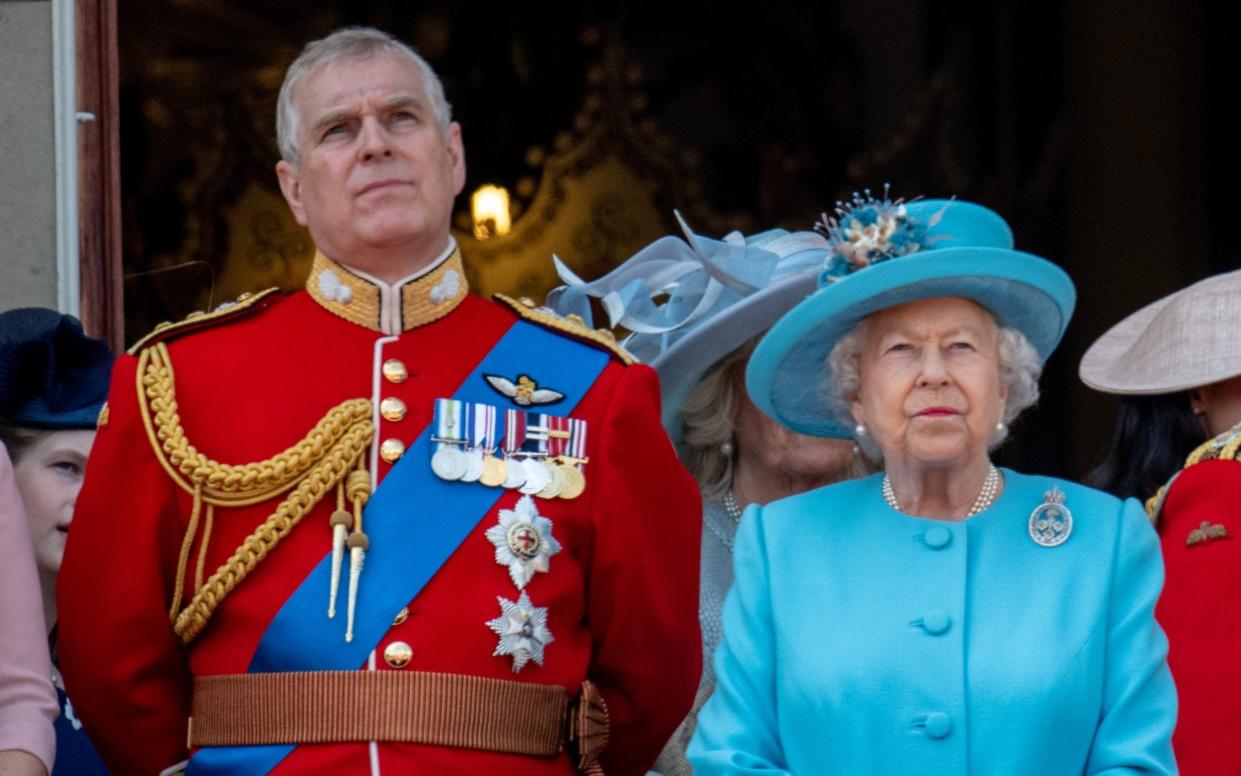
174, 424, 373, 643
195, 504, 215, 593
169, 485, 204, 621
1145, 420, 1241, 518
138, 343, 373, 507
134, 341, 376, 643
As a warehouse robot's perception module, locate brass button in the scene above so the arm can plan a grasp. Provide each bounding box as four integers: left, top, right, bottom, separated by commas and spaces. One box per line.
380, 397, 407, 422
380, 438, 406, 463
392, 606, 409, 626
383, 640, 413, 669
382, 359, 408, 383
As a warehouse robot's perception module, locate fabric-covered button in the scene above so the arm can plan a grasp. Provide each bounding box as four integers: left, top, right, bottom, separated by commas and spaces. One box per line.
922, 610, 952, 635
924, 712, 952, 739
383, 641, 413, 669
923, 526, 952, 549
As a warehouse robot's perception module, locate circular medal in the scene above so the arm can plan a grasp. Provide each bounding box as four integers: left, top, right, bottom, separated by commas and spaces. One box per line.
430, 447, 466, 480
460, 449, 486, 483
480, 454, 508, 488
519, 458, 550, 495
557, 463, 586, 500
538, 461, 566, 499
502, 457, 527, 489
1028, 487, 1073, 547
506, 521, 544, 561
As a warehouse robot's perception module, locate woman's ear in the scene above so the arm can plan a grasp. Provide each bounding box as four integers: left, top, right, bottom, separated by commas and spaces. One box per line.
849, 393, 864, 426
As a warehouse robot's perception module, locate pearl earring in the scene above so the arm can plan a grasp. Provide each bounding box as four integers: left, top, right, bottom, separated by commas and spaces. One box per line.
721, 440, 734, 456
854, 422, 867, 438
995, 420, 1007, 435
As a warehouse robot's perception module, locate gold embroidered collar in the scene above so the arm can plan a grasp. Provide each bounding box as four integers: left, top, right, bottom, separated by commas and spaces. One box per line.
306, 245, 469, 334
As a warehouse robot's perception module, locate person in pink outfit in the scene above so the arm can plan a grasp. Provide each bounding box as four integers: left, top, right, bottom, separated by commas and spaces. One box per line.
0, 442, 57, 776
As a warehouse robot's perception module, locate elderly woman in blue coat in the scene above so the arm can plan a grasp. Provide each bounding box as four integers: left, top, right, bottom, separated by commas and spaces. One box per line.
688, 193, 1177, 774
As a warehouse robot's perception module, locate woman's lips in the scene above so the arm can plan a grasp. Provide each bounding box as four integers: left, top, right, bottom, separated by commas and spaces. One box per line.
917, 408, 959, 417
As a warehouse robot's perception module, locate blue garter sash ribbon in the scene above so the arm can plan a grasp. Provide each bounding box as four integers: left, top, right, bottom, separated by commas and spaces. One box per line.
187, 320, 610, 775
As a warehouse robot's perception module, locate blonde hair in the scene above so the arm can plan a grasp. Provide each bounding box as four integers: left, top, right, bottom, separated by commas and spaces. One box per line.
677, 341, 754, 502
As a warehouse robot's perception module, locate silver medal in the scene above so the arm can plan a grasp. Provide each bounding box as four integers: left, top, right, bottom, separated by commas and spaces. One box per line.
431, 446, 466, 480
460, 448, 486, 483
1028, 486, 1073, 547
502, 456, 527, 489
519, 458, 550, 495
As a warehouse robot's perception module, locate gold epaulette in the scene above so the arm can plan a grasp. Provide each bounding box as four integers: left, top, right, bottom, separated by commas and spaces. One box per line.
1145, 422, 1241, 518
127, 288, 282, 355
493, 293, 635, 366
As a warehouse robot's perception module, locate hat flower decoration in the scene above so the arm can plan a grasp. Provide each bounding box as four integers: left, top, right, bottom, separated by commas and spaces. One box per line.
816, 186, 948, 282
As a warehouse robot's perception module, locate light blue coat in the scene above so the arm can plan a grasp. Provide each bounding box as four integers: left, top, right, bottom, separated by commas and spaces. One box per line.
688, 470, 1177, 775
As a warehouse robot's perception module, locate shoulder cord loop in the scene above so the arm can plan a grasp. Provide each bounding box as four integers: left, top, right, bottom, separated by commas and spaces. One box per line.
137, 343, 375, 644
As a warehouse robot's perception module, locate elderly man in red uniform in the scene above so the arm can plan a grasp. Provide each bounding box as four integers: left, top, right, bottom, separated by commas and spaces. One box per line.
57, 26, 701, 776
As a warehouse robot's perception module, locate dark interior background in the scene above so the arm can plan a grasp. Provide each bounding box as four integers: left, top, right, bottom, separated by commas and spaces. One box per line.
117, 0, 1241, 480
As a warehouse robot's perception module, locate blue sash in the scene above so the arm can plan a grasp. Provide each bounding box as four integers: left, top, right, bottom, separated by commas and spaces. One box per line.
187, 321, 610, 775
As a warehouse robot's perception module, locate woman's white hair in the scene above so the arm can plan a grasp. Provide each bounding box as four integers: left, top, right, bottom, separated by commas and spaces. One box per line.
828, 313, 1043, 460
276, 26, 453, 163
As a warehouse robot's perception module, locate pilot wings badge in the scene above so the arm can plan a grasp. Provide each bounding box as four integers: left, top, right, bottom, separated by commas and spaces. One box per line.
484, 374, 565, 406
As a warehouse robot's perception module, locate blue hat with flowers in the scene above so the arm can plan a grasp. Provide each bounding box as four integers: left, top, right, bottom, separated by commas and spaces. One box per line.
0, 308, 114, 429
746, 191, 1076, 438
548, 212, 830, 437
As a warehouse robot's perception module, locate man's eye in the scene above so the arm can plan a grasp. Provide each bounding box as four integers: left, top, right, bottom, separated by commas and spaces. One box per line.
322, 124, 347, 139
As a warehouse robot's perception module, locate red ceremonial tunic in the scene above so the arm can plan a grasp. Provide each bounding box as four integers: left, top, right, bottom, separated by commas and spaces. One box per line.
57, 248, 702, 776
1152, 437, 1241, 775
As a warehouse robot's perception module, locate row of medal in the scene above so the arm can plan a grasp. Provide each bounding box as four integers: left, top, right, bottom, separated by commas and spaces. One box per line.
429, 399, 588, 500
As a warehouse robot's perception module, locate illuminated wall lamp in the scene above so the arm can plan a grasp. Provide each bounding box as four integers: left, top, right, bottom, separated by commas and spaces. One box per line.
471, 184, 512, 240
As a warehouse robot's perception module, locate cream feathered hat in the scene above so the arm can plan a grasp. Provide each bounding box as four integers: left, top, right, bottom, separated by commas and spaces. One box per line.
1079, 268, 1241, 394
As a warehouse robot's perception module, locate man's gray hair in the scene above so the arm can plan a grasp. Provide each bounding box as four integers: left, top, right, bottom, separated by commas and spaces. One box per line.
276, 26, 453, 163
827, 315, 1044, 460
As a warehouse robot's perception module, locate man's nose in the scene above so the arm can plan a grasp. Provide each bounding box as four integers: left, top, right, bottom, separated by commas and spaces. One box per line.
357, 117, 392, 160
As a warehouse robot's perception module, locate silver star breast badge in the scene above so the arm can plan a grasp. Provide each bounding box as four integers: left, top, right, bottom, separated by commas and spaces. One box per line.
486, 590, 554, 672
484, 494, 562, 589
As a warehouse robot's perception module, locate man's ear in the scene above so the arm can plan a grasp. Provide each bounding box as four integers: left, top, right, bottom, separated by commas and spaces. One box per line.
276, 160, 308, 226
447, 122, 466, 196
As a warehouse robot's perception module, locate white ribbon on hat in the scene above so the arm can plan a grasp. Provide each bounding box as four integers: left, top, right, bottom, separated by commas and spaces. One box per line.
546, 211, 828, 348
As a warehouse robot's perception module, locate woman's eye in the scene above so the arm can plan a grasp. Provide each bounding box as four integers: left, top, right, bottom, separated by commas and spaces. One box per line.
53, 461, 83, 476
885, 343, 912, 354
950, 341, 976, 352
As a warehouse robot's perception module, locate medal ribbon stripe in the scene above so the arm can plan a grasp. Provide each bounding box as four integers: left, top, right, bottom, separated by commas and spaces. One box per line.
186, 320, 610, 776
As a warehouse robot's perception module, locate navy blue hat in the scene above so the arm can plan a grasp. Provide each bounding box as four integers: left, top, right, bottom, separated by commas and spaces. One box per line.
0, 308, 114, 429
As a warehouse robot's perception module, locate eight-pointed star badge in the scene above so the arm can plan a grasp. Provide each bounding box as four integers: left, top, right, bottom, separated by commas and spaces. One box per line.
486, 590, 554, 672
485, 494, 562, 589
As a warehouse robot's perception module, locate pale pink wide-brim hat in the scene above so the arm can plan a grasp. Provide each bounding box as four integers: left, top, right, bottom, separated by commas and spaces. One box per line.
1079, 268, 1241, 394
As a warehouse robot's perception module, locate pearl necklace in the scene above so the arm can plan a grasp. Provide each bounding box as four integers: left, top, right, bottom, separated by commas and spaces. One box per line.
882, 464, 1001, 518
722, 491, 743, 523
